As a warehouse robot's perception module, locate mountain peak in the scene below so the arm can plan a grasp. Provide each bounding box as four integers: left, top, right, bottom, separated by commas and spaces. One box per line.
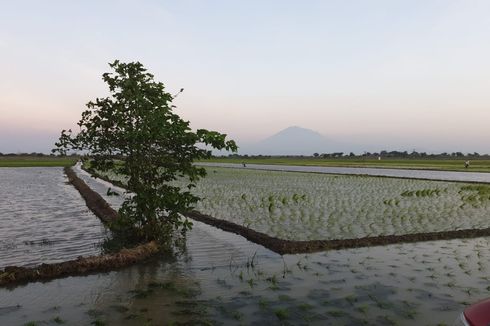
274, 126, 324, 137
240, 126, 344, 155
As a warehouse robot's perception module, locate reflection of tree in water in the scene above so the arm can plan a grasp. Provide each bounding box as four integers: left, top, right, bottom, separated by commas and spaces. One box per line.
86, 252, 207, 326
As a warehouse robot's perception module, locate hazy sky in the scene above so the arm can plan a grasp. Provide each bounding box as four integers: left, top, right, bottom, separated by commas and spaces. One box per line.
1, 0, 490, 153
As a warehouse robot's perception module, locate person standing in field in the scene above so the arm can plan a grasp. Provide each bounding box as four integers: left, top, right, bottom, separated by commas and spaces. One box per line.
464, 160, 470, 168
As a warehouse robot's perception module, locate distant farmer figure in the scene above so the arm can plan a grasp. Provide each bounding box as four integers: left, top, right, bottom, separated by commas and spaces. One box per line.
464, 160, 470, 168
242, 162, 247, 167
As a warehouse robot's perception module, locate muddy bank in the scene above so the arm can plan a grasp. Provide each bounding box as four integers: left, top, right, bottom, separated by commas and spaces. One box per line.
186, 211, 490, 254
0, 241, 158, 286
64, 166, 118, 223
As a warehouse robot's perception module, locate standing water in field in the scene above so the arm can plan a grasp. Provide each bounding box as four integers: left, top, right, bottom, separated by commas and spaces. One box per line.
95, 166, 490, 241
2, 220, 490, 325
177, 168, 490, 241
0, 167, 108, 268
1, 167, 490, 325
198, 162, 490, 183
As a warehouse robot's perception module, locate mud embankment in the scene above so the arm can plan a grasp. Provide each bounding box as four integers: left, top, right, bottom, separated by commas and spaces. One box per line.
0, 241, 158, 286
186, 211, 490, 255
64, 166, 118, 223
0, 167, 158, 287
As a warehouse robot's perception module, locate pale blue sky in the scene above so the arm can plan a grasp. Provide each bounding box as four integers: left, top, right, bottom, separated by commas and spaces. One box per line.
1, 0, 490, 153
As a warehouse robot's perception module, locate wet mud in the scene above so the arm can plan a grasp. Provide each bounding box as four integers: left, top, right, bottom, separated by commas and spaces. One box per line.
0, 241, 158, 286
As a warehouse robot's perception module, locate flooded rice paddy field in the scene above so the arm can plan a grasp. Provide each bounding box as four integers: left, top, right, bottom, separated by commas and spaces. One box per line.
1, 168, 489, 325
2, 220, 490, 325
100, 166, 490, 240
198, 162, 490, 183
184, 168, 490, 241
0, 168, 108, 268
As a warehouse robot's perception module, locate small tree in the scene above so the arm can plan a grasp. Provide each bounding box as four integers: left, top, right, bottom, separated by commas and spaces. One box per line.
54, 60, 237, 243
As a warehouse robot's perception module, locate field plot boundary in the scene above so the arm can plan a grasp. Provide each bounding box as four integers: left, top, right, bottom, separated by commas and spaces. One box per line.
0, 167, 159, 287
64, 167, 119, 223
84, 165, 490, 254
197, 163, 490, 184
186, 211, 490, 254
0, 241, 158, 287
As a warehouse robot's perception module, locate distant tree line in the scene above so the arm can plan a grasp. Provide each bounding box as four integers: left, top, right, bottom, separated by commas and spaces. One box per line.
0, 152, 79, 157
2, 151, 488, 159
225, 151, 490, 159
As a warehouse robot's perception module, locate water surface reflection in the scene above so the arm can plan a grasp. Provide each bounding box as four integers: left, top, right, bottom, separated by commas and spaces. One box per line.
0, 167, 107, 268
1, 166, 488, 325
198, 162, 490, 183
1, 220, 489, 325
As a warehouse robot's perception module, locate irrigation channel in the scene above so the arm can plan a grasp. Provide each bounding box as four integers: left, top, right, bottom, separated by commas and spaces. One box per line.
1, 166, 490, 325
197, 162, 490, 183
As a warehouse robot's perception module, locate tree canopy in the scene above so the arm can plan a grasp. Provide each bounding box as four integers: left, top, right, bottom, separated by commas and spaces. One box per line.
54, 60, 237, 244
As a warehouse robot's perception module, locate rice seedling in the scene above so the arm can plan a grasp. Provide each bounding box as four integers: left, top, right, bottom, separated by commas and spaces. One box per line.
344, 295, 357, 306
23, 322, 38, 326
238, 270, 244, 281
379, 315, 398, 325
247, 278, 255, 288
274, 308, 289, 320
258, 298, 270, 310
52, 316, 65, 324
95, 167, 490, 241
327, 310, 345, 317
